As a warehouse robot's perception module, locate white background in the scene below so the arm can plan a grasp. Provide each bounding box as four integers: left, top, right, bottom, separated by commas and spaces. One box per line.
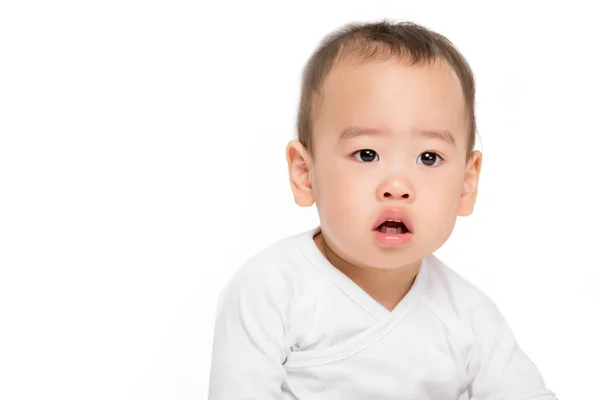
1, 1, 598, 399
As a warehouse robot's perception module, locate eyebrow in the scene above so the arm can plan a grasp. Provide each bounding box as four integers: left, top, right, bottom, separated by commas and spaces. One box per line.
338, 126, 456, 147
338, 127, 389, 142
417, 129, 456, 147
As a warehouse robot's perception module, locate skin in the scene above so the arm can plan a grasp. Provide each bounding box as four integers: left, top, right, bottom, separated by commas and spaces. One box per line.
286, 57, 482, 311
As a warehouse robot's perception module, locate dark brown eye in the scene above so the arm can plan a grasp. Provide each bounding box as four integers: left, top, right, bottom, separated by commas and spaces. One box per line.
352, 149, 379, 162
417, 152, 443, 166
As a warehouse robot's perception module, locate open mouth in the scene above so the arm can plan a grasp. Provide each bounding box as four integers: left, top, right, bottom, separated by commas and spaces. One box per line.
375, 220, 410, 234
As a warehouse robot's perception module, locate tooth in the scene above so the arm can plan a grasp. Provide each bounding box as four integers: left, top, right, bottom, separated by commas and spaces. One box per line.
383, 226, 402, 234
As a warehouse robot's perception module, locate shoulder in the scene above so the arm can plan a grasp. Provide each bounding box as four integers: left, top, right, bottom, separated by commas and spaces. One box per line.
421, 254, 498, 315
420, 259, 555, 397
216, 228, 320, 312
418, 255, 505, 359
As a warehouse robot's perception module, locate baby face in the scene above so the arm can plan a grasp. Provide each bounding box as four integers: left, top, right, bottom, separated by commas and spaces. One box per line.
307, 59, 481, 270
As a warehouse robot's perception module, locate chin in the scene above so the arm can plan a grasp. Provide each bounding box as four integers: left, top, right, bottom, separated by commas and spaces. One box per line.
375, 250, 423, 269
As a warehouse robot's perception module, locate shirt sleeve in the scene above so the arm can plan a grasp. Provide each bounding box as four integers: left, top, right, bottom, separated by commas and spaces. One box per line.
208, 263, 291, 400
466, 294, 558, 400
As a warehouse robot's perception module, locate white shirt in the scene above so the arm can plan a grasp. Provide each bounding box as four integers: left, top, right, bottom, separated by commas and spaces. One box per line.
208, 227, 557, 400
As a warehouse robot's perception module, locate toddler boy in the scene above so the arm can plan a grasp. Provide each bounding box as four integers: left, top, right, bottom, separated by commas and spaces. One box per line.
208, 20, 557, 400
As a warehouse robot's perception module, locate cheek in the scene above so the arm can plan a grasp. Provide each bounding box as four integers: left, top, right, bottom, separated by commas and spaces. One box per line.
313, 163, 370, 226
419, 170, 464, 210
315, 159, 358, 197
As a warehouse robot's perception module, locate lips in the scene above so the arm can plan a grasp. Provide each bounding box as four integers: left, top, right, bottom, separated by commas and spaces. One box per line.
372, 209, 413, 233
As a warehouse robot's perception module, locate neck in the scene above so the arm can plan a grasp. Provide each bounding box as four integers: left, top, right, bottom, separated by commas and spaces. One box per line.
313, 231, 421, 311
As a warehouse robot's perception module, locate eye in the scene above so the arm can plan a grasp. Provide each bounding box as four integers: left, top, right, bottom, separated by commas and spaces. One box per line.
352, 149, 379, 162
417, 151, 444, 167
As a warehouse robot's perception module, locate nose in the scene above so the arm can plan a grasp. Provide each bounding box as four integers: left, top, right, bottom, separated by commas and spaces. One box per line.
376, 176, 414, 202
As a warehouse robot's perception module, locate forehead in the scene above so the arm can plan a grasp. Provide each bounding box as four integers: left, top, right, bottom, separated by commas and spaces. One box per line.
313, 59, 468, 146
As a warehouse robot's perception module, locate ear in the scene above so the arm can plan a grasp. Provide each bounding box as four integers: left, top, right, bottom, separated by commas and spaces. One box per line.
458, 150, 483, 217
286, 140, 315, 207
